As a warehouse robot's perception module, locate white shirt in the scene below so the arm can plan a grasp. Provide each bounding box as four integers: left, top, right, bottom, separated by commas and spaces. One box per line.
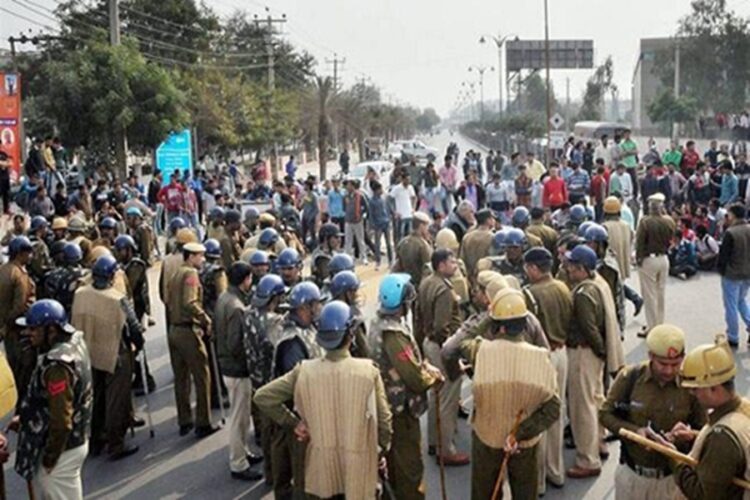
594, 143, 610, 166
389, 184, 416, 218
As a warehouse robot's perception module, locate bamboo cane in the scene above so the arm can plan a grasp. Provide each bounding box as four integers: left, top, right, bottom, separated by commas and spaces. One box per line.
619, 428, 750, 490
434, 387, 448, 500
491, 410, 524, 500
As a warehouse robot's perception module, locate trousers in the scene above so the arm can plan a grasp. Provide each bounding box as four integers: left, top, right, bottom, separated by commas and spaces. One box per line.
35, 442, 88, 500
721, 277, 750, 343
344, 221, 367, 261
615, 464, 676, 500
92, 350, 132, 453
471, 433, 539, 500
567, 346, 604, 470
388, 413, 425, 500
538, 346, 568, 491
423, 338, 461, 456
270, 423, 306, 499
167, 326, 211, 428
638, 255, 669, 329
224, 376, 253, 472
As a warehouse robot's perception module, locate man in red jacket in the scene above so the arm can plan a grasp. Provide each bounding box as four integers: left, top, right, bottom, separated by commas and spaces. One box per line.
158, 172, 186, 226
543, 165, 568, 210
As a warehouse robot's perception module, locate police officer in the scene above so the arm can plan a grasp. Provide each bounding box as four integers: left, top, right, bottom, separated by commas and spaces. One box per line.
266, 281, 323, 499
459, 208, 496, 283
167, 242, 220, 438
219, 209, 244, 270
434, 228, 472, 315
511, 205, 544, 248
675, 335, 750, 499
417, 248, 469, 466
244, 274, 287, 483
498, 228, 530, 286
243, 206, 259, 238
199, 238, 230, 410
635, 193, 675, 337
71, 255, 143, 459
600, 324, 706, 499
47, 240, 68, 268
92, 216, 118, 250
329, 270, 369, 358
206, 206, 226, 241
28, 215, 52, 288
276, 248, 303, 289
602, 196, 644, 317
215, 262, 263, 481
0, 236, 36, 403
165, 217, 188, 255
309, 222, 342, 287
247, 250, 271, 290
125, 207, 153, 265
114, 235, 155, 395
255, 301, 392, 500
247, 222, 288, 255
527, 207, 560, 254
13, 299, 92, 499
453, 289, 560, 499
43, 243, 88, 315
584, 223, 627, 331
368, 274, 442, 499
67, 216, 93, 265
394, 211, 433, 288
522, 247, 572, 490
558, 203, 588, 237
160, 227, 198, 312
50, 216, 68, 242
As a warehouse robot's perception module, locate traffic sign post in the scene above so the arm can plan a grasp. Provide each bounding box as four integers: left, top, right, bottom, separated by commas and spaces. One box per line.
155, 129, 193, 184
550, 113, 565, 130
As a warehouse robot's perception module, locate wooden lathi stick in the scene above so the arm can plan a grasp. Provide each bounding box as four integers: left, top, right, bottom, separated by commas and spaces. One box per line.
619, 428, 750, 490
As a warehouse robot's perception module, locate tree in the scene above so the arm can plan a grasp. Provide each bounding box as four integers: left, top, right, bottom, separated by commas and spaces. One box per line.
314, 77, 334, 180
647, 89, 699, 134
522, 73, 556, 116
416, 108, 441, 132
577, 56, 616, 121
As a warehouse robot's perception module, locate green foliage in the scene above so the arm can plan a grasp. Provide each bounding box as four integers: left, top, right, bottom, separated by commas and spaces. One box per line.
577, 56, 616, 121
522, 73, 556, 116
467, 113, 545, 139
416, 108, 441, 132
647, 89, 699, 126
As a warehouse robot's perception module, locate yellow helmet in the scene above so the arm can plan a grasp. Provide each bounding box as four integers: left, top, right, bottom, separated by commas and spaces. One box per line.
489, 288, 528, 321
176, 228, 199, 245
435, 228, 459, 252
679, 335, 736, 388
484, 276, 510, 302
88, 245, 112, 263
603, 196, 622, 214
51, 217, 68, 231
646, 324, 685, 359
477, 270, 502, 289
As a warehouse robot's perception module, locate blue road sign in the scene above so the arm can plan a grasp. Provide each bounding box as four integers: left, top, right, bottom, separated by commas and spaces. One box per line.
155, 129, 193, 184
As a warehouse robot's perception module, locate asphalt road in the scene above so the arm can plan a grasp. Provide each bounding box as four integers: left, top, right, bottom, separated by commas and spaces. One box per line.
4, 130, 749, 499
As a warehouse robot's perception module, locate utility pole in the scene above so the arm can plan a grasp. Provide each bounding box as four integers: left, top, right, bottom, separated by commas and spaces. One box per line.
543, 0, 552, 166
565, 77, 570, 134
108, 0, 128, 180
326, 54, 346, 93
673, 39, 680, 138
468, 65, 494, 123
480, 33, 515, 117
254, 9, 286, 179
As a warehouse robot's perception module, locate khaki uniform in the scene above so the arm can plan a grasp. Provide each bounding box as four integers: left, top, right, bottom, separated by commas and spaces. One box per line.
28, 236, 51, 287
599, 362, 706, 500
369, 315, 435, 500
676, 396, 750, 500
309, 247, 334, 287
524, 229, 544, 249
524, 276, 572, 487
527, 222, 559, 254
458, 336, 560, 499
255, 348, 392, 499
206, 223, 224, 242
219, 228, 242, 271
68, 234, 92, 265
244, 232, 288, 254
417, 274, 463, 457
598, 251, 626, 331
159, 253, 184, 305
129, 224, 154, 265
459, 228, 493, 284
167, 265, 212, 429
635, 215, 675, 329
394, 234, 432, 288
603, 217, 633, 279
0, 261, 36, 403
497, 256, 528, 287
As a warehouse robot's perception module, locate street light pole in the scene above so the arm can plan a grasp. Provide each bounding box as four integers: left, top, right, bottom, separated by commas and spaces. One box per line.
544, 0, 552, 167
468, 65, 494, 123
480, 33, 516, 117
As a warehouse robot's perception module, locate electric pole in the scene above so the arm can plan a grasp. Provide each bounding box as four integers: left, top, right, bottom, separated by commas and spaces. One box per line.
108, 0, 128, 180
544, 0, 552, 166
326, 53, 346, 93
468, 65, 494, 123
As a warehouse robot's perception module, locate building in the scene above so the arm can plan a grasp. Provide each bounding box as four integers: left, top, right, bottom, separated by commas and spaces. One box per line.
632, 37, 678, 135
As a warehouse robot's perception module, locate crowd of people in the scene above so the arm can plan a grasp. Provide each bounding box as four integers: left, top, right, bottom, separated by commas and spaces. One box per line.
0, 129, 749, 499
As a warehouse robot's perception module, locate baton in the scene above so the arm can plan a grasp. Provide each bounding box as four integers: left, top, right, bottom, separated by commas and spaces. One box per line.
491, 410, 524, 500
208, 337, 227, 425
139, 348, 155, 438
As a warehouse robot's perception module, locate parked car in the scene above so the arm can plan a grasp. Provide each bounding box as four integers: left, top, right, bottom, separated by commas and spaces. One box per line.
348, 160, 395, 192
392, 139, 438, 162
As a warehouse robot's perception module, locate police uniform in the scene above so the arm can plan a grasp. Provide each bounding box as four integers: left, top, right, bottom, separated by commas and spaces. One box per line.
369, 314, 436, 499
394, 234, 432, 288
255, 346, 392, 499
597, 249, 627, 331
43, 265, 88, 315
527, 221, 560, 254
200, 259, 229, 405
309, 247, 333, 288
0, 259, 36, 403
123, 256, 154, 392
71, 283, 143, 456
67, 233, 93, 266
497, 255, 528, 287
603, 216, 633, 280
129, 223, 154, 265
459, 227, 493, 283
167, 262, 213, 432
15, 331, 92, 499
28, 234, 52, 288
219, 228, 242, 271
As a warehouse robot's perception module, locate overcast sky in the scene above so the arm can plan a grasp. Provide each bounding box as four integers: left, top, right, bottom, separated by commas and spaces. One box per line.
3, 0, 750, 118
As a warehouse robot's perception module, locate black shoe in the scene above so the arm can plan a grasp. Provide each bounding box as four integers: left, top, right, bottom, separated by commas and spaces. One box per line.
633, 297, 644, 317
427, 445, 436, 456
179, 423, 194, 436
246, 453, 264, 466
637, 327, 649, 338
195, 425, 221, 439
147, 376, 157, 393
110, 445, 139, 461
211, 400, 231, 410
457, 406, 470, 419
90, 440, 105, 457
133, 385, 146, 397
231, 468, 263, 481
131, 417, 146, 428
728, 339, 739, 349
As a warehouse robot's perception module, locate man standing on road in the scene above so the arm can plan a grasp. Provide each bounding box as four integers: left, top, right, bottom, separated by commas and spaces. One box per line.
256, 301, 392, 499
635, 193, 676, 337
459, 208, 495, 284
717, 203, 750, 347
167, 242, 219, 438
13, 300, 92, 499
390, 174, 417, 242
343, 179, 368, 263
394, 211, 433, 288
215, 262, 263, 481
523, 247, 572, 490
675, 335, 750, 499
417, 249, 469, 466
370, 273, 442, 499
219, 209, 243, 271
619, 129, 639, 197
600, 324, 705, 499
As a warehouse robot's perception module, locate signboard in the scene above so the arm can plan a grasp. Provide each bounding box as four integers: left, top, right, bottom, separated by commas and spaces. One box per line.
155, 128, 193, 184
550, 113, 565, 130
549, 131, 566, 150
506, 40, 594, 72
0, 73, 22, 183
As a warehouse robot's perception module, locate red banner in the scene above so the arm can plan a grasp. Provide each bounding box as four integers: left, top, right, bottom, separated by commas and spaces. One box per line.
0, 73, 22, 183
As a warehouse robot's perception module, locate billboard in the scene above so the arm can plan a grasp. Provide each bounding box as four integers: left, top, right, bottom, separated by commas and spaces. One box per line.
155, 129, 193, 185
0, 73, 22, 182
506, 40, 594, 72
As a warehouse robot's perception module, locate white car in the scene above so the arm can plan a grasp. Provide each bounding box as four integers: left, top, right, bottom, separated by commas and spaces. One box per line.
392, 139, 438, 162
385, 143, 403, 162
348, 161, 395, 192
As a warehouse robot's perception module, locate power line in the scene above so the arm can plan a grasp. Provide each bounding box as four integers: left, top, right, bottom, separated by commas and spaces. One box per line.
1, 5, 57, 30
